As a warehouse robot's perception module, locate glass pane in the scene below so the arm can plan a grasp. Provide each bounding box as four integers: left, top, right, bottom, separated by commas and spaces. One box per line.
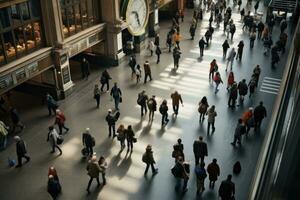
0, 8, 11, 28
61, 8, 69, 37
24, 23, 35, 49
33, 22, 41, 45
19, 2, 30, 21
66, 7, 75, 35
11, 5, 22, 26
74, 4, 82, 31
87, 0, 94, 25
3, 31, 16, 60
81, 0, 88, 28
0, 37, 5, 64
30, 0, 41, 18
14, 27, 26, 54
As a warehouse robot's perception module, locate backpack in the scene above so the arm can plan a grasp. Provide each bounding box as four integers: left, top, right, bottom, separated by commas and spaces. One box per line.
171, 164, 182, 178
137, 94, 143, 105
91, 137, 96, 147
147, 99, 154, 109
233, 161, 241, 174
198, 103, 207, 113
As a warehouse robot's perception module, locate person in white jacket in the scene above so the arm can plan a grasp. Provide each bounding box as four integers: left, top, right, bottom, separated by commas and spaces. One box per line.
47, 126, 62, 155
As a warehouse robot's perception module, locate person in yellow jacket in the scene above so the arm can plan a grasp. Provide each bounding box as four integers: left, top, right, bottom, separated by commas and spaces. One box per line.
172, 31, 183, 49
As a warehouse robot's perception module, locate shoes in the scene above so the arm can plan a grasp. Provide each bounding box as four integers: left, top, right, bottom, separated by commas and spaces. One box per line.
15, 165, 22, 168
152, 169, 158, 175
26, 157, 31, 163
231, 142, 236, 146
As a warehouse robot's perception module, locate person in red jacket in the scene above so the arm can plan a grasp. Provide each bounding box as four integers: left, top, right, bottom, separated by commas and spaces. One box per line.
54, 109, 69, 135
242, 107, 254, 133
227, 71, 235, 90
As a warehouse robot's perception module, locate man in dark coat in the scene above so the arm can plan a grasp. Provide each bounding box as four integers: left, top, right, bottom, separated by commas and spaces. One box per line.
155, 46, 162, 64
10, 107, 24, 134
82, 128, 94, 156
257, 21, 264, 39
14, 136, 30, 168
137, 90, 148, 116
143, 61, 152, 83
173, 47, 181, 69
228, 82, 238, 108
199, 37, 207, 57
222, 40, 230, 58
100, 70, 111, 92
110, 82, 122, 110
106, 109, 117, 138
254, 101, 267, 131
193, 136, 208, 165
231, 119, 246, 146
219, 174, 235, 200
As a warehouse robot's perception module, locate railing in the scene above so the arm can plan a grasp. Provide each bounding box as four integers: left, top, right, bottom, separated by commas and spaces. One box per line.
248, 16, 300, 200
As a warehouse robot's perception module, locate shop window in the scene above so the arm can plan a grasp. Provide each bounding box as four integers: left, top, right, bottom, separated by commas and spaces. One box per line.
3, 31, 16, 60
0, 38, 4, 64
30, 0, 41, 18
10, 5, 22, 26
81, 0, 88, 28
74, 4, 82, 32
66, 7, 75, 36
19, 2, 30, 21
0, 8, 11, 29
87, 0, 95, 25
33, 22, 41, 46
24, 23, 35, 50
14, 27, 26, 54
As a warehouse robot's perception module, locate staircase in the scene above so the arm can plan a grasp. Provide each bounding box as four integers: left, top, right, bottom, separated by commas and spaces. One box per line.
269, 0, 298, 12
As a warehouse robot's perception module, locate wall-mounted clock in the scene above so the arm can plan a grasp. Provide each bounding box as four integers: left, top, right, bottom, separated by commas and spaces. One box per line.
123, 0, 150, 36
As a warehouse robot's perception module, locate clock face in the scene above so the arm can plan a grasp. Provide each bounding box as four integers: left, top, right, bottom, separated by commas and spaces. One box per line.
126, 0, 149, 36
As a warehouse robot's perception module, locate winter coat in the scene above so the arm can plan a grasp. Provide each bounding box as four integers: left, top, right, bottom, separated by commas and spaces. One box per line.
86, 161, 102, 178
238, 82, 248, 96
242, 111, 253, 124
195, 166, 207, 180
144, 63, 151, 74
126, 129, 135, 141
82, 132, 94, 147
229, 85, 238, 99
55, 112, 66, 125
171, 93, 183, 106
254, 105, 267, 121
159, 103, 168, 115
222, 41, 230, 51
142, 149, 155, 164
207, 162, 220, 181
47, 129, 59, 147
47, 179, 61, 198
206, 108, 217, 123
110, 86, 122, 99
16, 139, 27, 156
219, 179, 235, 199
106, 113, 116, 126
198, 102, 209, 114
193, 140, 208, 157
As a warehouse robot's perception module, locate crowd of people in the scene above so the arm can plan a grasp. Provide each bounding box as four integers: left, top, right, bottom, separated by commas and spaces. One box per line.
0, 0, 291, 199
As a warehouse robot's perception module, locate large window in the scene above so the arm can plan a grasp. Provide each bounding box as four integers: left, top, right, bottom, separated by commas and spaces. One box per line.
0, 0, 43, 66
60, 0, 100, 38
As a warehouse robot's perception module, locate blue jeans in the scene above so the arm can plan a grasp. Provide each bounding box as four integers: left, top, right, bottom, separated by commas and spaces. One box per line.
114, 97, 120, 110
0, 135, 7, 150
175, 177, 188, 191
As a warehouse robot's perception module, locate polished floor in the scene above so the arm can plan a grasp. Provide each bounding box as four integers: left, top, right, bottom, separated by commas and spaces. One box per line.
0, 1, 293, 200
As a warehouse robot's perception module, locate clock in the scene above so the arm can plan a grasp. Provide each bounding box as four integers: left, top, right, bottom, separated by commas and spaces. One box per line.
124, 0, 149, 36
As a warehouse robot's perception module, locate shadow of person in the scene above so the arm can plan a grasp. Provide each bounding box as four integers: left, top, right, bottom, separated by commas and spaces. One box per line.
133, 117, 143, 131
115, 152, 132, 180
85, 184, 104, 199
139, 123, 152, 138
170, 68, 178, 76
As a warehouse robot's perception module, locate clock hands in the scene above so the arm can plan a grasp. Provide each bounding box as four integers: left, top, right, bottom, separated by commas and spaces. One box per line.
131, 11, 141, 26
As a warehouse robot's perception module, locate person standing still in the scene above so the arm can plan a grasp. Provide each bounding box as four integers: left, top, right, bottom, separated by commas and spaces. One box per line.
82, 128, 95, 156
137, 90, 148, 116
86, 155, 102, 194
155, 46, 162, 64
47, 126, 62, 155
206, 105, 217, 134
171, 91, 183, 115
193, 136, 208, 165
147, 95, 157, 121
110, 82, 122, 110
14, 136, 30, 168
54, 109, 69, 135
94, 84, 101, 108
142, 145, 158, 175
143, 61, 152, 83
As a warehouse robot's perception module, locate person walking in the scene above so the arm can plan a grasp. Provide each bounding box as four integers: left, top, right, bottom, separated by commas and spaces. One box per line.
193, 136, 208, 165
105, 109, 117, 138
47, 126, 62, 155
94, 84, 101, 108
14, 136, 30, 168
190, 22, 196, 40
155, 46, 162, 64
228, 82, 238, 108
206, 105, 217, 134
142, 145, 158, 175
166, 31, 173, 52
143, 61, 152, 83
135, 64, 142, 84
280, 19, 287, 34
0, 120, 9, 150
46, 93, 58, 116
159, 100, 169, 127
173, 47, 181, 69
238, 79, 248, 102
100, 70, 111, 92
253, 65, 261, 87
222, 40, 230, 58
257, 21, 264, 39
195, 162, 207, 194
263, 36, 273, 55
10, 107, 24, 134
110, 82, 122, 110
199, 37, 207, 57
231, 118, 246, 146
154, 33, 160, 46
54, 109, 69, 135
173, 31, 182, 49
147, 95, 157, 121
172, 138, 185, 161
213, 72, 223, 93
205, 29, 212, 45
171, 91, 183, 115
254, 101, 267, 131
209, 59, 218, 81
242, 107, 254, 134
82, 128, 95, 156
48, 166, 60, 181
198, 96, 209, 122
207, 158, 220, 189
219, 175, 235, 200
126, 125, 135, 152
230, 23, 236, 41
237, 40, 244, 61
137, 90, 148, 116
129, 55, 137, 78
47, 175, 61, 200
249, 30, 256, 49
86, 155, 102, 194
172, 156, 189, 193
148, 40, 155, 56
98, 156, 108, 185
226, 48, 236, 71
271, 45, 280, 68
117, 124, 126, 150
227, 71, 235, 90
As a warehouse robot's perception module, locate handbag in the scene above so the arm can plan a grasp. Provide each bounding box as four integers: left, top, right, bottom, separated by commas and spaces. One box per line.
132, 137, 137, 143
57, 136, 64, 145
119, 97, 123, 103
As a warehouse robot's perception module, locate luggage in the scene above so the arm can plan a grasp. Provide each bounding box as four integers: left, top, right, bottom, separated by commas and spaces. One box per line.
81, 148, 89, 157
57, 136, 64, 145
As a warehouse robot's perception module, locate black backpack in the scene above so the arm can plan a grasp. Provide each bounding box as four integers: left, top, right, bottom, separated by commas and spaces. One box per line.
233, 161, 241, 174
